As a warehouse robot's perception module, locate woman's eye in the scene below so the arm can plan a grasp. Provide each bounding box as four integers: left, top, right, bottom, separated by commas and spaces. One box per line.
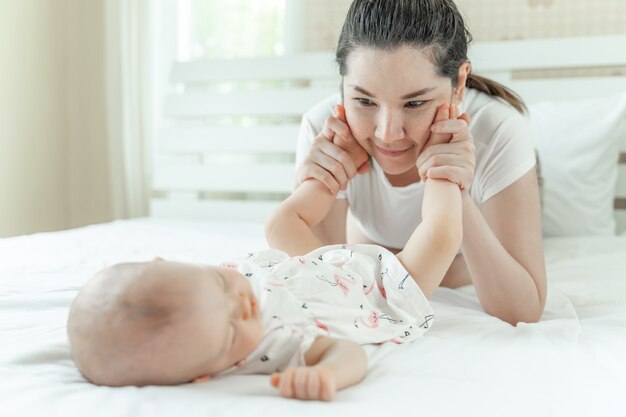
405, 100, 426, 108
354, 98, 375, 107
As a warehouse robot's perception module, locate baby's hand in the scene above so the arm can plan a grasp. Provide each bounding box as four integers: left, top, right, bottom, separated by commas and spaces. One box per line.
330, 104, 369, 172
271, 366, 337, 401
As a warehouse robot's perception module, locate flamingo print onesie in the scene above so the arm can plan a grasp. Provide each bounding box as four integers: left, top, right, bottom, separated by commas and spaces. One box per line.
216, 244, 434, 377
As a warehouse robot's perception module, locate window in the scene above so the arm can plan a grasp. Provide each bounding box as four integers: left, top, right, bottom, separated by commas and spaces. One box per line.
176, 0, 286, 61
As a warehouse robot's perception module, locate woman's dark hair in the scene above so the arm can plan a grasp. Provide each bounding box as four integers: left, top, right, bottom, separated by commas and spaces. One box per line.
336, 0, 526, 113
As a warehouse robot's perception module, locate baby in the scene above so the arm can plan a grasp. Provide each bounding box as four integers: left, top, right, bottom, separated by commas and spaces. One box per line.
67, 104, 463, 401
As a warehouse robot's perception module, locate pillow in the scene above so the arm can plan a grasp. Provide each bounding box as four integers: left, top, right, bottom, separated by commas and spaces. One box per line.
527, 92, 626, 237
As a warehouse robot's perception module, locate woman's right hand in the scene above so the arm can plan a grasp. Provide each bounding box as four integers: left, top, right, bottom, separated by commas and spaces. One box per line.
294, 109, 370, 195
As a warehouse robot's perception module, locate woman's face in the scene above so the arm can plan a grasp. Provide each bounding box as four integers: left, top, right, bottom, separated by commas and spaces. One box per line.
342, 45, 460, 176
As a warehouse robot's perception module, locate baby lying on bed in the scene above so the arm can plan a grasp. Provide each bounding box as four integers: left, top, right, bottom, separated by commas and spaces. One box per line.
67, 104, 462, 401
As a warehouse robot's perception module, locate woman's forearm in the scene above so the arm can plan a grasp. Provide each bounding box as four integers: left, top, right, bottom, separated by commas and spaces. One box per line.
458, 197, 545, 325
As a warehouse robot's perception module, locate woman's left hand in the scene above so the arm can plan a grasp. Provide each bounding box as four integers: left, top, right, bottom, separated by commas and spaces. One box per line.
417, 103, 475, 197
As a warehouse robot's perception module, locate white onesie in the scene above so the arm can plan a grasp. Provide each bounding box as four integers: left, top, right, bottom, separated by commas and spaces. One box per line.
216, 244, 433, 376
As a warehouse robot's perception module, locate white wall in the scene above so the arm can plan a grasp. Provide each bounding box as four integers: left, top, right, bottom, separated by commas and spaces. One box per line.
300, 0, 626, 51
0, 0, 112, 238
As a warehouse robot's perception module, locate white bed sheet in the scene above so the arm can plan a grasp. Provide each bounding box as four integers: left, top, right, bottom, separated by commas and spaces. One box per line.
2, 219, 626, 417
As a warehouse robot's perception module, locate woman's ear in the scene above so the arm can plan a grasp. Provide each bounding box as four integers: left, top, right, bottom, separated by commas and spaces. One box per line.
453, 61, 471, 104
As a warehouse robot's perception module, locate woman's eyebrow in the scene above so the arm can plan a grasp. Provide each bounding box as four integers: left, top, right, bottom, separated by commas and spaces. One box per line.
401, 87, 437, 99
349, 84, 437, 99
349, 84, 377, 98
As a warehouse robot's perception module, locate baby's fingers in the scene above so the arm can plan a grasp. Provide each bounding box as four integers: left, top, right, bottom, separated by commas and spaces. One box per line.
430, 119, 469, 136
271, 373, 280, 387
318, 369, 336, 401
275, 368, 296, 398
306, 369, 321, 399
335, 104, 347, 123
425, 103, 451, 147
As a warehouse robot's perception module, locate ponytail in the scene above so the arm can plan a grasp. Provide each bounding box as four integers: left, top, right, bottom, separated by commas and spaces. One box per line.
466, 73, 527, 114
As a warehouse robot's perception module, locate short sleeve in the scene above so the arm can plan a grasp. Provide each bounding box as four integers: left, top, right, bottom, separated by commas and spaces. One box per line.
476, 114, 537, 203
294, 115, 318, 169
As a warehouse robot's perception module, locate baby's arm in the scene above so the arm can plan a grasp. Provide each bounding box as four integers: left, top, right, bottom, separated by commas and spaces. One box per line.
265, 179, 334, 256
265, 105, 366, 256
270, 336, 367, 401
396, 104, 464, 298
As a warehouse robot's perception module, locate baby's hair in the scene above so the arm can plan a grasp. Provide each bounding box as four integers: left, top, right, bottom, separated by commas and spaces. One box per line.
67, 263, 201, 386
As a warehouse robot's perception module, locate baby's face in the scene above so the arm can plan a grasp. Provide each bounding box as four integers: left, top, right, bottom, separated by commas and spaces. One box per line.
190, 262, 264, 377
132, 259, 263, 382
170, 260, 264, 379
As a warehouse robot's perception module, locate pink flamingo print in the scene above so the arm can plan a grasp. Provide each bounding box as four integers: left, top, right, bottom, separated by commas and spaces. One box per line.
314, 320, 330, 336
354, 312, 380, 328
335, 274, 355, 297
335, 278, 349, 296
316, 274, 352, 297
376, 279, 387, 299
354, 312, 402, 329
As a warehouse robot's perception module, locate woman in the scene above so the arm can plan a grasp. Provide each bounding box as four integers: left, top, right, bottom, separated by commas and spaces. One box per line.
294, 0, 546, 325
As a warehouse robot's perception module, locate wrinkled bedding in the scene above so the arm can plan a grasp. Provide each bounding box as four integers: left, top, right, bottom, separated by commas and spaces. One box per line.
2, 219, 625, 417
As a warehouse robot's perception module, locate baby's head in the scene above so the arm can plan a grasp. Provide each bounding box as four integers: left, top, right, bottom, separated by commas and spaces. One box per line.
67, 259, 263, 386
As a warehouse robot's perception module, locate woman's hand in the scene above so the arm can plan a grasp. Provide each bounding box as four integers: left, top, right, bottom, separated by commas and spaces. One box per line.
417, 103, 475, 197
294, 106, 369, 194
271, 366, 337, 401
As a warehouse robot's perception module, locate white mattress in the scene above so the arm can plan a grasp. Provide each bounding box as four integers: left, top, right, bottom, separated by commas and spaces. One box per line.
2, 219, 626, 417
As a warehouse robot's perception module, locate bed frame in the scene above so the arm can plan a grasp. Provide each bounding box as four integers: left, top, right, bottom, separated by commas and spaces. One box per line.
150, 35, 626, 233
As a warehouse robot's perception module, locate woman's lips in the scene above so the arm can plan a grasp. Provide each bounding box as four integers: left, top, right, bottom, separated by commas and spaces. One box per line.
375, 144, 413, 157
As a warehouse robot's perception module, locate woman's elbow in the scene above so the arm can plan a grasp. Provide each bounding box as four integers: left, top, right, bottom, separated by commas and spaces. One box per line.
495, 303, 544, 326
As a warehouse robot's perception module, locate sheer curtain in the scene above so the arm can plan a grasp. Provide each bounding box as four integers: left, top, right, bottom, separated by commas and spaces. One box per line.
104, 0, 163, 219
103, 0, 295, 219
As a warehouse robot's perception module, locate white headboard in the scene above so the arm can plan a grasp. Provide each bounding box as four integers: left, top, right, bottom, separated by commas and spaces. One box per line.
150, 35, 626, 232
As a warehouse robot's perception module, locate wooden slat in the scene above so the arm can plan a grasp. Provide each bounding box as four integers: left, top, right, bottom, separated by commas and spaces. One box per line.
620, 153, 626, 164
506, 78, 626, 104
170, 52, 336, 83
159, 125, 300, 153
165, 88, 337, 117
615, 198, 626, 210
469, 35, 626, 72
153, 163, 294, 193
150, 199, 281, 223
152, 37, 626, 223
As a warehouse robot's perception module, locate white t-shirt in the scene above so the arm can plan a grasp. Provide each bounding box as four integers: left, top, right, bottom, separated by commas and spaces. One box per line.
295, 88, 536, 249
216, 244, 433, 376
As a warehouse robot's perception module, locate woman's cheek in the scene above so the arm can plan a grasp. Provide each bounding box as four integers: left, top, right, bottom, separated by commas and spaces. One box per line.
407, 108, 439, 144
345, 111, 373, 147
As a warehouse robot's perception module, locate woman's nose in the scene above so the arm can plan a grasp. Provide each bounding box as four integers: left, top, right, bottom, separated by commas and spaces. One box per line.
375, 111, 405, 143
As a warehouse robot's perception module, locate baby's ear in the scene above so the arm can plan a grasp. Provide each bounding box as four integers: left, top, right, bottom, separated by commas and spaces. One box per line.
192, 374, 212, 383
